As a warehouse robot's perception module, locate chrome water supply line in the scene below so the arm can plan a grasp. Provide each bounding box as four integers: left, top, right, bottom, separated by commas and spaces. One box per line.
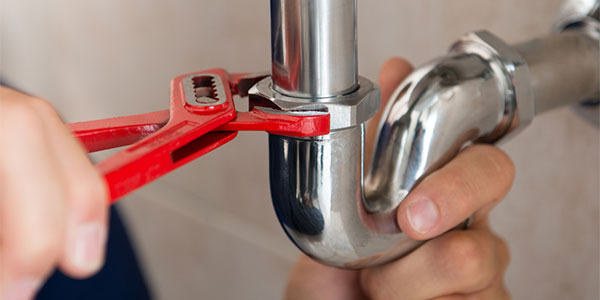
250, 0, 600, 268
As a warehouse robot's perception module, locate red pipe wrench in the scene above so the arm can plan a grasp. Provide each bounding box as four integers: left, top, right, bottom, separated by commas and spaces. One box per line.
68, 69, 330, 203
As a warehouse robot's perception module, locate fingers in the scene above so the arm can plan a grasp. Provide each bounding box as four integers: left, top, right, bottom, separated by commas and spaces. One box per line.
378, 57, 414, 104
365, 57, 413, 164
285, 255, 365, 300
31, 97, 109, 278
0, 87, 109, 299
397, 144, 515, 240
1, 93, 68, 299
359, 221, 510, 300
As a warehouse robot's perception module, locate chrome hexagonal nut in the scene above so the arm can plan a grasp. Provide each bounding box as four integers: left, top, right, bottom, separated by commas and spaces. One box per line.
249, 76, 381, 131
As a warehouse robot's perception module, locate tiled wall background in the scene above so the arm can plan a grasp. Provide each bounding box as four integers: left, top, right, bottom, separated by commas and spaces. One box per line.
2, 0, 598, 299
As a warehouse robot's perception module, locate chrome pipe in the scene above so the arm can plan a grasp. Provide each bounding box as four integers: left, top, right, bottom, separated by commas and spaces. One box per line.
270, 0, 358, 98
262, 0, 600, 269
269, 31, 531, 269
269, 127, 416, 268
365, 40, 522, 217
515, 30, 600, 114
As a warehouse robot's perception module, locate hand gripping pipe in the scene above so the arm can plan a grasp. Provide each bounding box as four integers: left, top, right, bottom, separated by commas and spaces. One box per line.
251, 0, 600, 268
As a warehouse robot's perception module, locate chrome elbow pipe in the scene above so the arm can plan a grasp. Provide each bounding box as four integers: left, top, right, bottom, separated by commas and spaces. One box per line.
267, 31, 533, 268
365, 32, 532, 215
259, 0, 600, 269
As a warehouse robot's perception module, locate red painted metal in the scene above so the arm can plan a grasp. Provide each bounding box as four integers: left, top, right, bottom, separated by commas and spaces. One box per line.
220, 108, 329, 137
68, 69, 329, 203
70, 110, 169, 152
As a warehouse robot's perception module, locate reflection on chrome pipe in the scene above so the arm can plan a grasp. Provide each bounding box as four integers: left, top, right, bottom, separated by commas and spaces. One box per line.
268, 31, 527, 268
270, 127, 423, 268
268, 28, 599, 269
270, 0, 358, 98
266, 1, 599, 269
365, 50, 517, 216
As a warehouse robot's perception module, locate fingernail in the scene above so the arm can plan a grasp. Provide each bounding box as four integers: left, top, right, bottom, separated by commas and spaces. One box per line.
72, 223, 106, 272
406, 196, 440, 234
4, 278, 41, 300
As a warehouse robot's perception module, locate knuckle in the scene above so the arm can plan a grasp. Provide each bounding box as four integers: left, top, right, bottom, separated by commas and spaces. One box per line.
445, 233, 482, 268
443, 233, 491, 290
3, 99, 44, 129
26, 97, 56, 115
2, 97, 60, 137
490, 149, 515, 184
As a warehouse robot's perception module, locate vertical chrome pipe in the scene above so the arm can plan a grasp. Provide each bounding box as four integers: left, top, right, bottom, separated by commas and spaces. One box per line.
265, 0, 385, 268
270, 0, 358, 98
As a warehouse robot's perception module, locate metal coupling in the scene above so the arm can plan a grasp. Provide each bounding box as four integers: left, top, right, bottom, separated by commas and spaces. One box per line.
249, 76, 380, 131
450, 31, 535, 138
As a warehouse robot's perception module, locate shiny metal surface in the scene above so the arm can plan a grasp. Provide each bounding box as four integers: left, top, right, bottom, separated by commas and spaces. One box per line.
270, 0, 358, 98
270, 127, 425, 268
269, 31, 528, 268
249, 76, 380, 130
516, 31, 599, 115
267, 0, 600, 268
450, 31, 535, 138
366, 38, 526, 216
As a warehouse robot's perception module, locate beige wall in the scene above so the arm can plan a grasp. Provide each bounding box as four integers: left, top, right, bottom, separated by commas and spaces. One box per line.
2, 0, 598, 299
